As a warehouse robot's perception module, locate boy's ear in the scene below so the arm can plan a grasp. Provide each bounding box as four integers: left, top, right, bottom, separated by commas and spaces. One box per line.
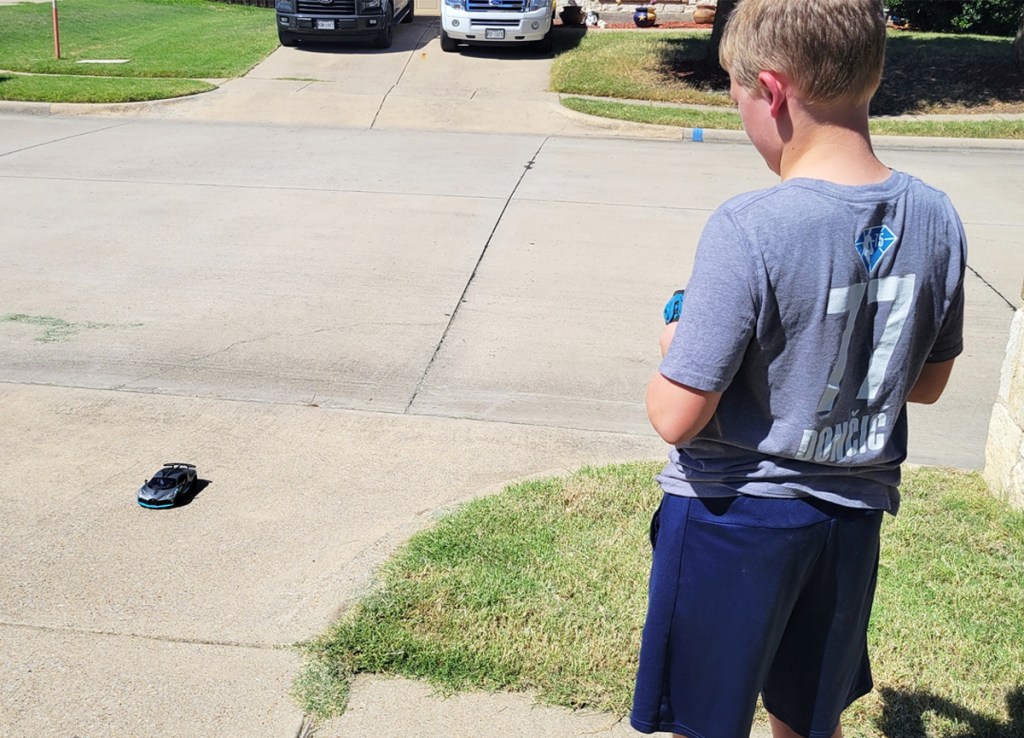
757, 70, 788, 118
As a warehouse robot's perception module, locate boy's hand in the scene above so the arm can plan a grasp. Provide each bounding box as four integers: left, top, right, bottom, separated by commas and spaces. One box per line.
663, 289, 685, 323
659, 322, 678, 358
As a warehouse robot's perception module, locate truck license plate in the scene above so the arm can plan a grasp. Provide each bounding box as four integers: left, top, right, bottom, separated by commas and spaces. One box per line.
485, 28, 505, 39
316, 19, 335, 29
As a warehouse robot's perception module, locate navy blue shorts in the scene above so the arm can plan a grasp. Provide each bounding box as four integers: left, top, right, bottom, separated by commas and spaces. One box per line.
631, 493, 883, 738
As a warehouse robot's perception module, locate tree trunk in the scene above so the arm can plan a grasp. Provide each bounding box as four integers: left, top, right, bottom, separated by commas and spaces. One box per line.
1014, 4, 1024, 69
706, 0, 739, 70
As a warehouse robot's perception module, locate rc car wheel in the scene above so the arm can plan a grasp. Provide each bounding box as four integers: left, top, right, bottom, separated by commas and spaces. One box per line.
440, 29, 458, 52
372, 4, 394, 48
401, 0, 414, 23
278, 29, 299, 47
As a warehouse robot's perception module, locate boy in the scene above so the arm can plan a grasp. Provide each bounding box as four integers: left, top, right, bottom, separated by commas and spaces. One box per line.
630, 2, 966, 738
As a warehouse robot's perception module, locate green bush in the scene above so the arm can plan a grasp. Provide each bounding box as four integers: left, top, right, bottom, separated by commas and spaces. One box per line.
887, 0, 1023, 35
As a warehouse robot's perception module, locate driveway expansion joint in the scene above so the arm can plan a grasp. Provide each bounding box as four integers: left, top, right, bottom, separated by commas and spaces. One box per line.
0, 620, 282, 652
967, 264, 1018, 311
0, 120, 129, 159
402, 136, 553, 413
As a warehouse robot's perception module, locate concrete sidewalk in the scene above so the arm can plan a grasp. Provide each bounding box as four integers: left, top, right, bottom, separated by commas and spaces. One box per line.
0, 385, 666, 737
0, 20, 602, 135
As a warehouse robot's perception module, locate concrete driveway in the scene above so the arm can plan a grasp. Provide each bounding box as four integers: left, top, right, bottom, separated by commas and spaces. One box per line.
136, 18, 605, 134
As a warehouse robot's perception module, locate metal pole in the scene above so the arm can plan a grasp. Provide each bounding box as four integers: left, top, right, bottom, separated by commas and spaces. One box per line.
52, 0, 61, 59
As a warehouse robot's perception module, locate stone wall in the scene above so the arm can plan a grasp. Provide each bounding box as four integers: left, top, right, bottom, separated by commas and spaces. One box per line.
984, 280, 1024, 509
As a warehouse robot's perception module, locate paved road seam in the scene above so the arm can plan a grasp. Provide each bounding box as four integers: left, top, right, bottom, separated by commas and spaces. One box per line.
1, 619, 282, 651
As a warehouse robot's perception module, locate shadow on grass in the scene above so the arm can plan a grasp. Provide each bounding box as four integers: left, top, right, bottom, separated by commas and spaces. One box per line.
879, 686, 1024, 738
653, 33, 1024, 115
552, 24, 587, 55
655, 35, 730, 97
876, 35, 1024, 115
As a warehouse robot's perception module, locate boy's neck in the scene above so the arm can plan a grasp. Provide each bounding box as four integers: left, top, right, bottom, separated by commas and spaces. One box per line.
778, 101, 890, 186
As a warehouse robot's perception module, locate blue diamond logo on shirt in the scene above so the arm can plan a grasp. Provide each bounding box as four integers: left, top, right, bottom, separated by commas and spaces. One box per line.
855, 225, 897, 272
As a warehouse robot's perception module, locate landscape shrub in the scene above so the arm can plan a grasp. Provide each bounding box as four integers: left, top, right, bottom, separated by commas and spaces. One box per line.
887, 0, 1023, 35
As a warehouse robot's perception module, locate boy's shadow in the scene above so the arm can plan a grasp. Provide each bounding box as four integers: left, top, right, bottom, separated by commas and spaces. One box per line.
174, 479, 211, 508
879, 686, 1024, 738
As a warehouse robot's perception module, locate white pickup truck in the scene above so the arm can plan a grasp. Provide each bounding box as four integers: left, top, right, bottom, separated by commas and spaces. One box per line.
440, 0, 555, 53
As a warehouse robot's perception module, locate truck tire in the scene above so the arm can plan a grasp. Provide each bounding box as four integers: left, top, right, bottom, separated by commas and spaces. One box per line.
278, 29, 299, 47
440, 29, 458, 52
372, 4, 394, 48
401, 0, 414, 23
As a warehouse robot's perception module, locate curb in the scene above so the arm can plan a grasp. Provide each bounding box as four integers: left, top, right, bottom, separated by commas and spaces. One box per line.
872, 133, 1024, 151
0, 100, 53, 116
556, 96, 1024, 151
0, 94, 205, 118
0, 68, 225, 117
556, 95, 750, 143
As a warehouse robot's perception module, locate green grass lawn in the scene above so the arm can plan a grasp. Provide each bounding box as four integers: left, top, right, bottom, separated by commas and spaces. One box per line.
0, 73, 214, 103
553, 29, 1024, 138
295, 464, 1024, 738
552, 29, 732, 106
0, 0, 277, 102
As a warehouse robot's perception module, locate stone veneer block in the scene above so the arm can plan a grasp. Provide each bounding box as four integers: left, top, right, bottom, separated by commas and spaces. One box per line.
1003, 310, 1024, 427
984, 402, 1024, 505
984, 281, 1024, 509
1011, 437, 1024, 509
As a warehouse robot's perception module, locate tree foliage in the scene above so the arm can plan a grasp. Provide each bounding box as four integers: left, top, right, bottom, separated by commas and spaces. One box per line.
887, 0, 1022, 36
705, 1, 1024, 72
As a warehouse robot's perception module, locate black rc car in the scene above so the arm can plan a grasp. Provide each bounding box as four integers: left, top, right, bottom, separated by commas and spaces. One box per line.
138, 463, 196, 509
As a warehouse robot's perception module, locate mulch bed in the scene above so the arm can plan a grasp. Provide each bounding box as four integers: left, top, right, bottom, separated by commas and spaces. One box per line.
557, 21, 713, 29
602, 21, 711, 28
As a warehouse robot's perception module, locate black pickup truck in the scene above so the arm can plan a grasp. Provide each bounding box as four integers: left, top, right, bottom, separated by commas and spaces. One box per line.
275, 0, 414, 49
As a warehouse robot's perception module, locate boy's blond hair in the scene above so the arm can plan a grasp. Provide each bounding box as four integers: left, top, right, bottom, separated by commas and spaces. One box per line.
719, 0, 887, 107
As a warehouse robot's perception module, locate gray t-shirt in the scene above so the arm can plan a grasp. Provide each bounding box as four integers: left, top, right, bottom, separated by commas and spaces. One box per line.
657, 171, 965, 512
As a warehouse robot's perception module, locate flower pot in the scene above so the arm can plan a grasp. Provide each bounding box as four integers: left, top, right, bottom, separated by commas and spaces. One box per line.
693, 6, 715, 24
559, 5, 584, 25
633, 6, 656, 27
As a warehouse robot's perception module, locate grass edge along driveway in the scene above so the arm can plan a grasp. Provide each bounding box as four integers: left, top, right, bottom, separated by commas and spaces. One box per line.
294, 463, 1024, 738
0, 0, 278, 103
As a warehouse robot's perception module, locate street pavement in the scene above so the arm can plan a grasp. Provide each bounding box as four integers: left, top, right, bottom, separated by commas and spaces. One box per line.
2, 25, 1023, 738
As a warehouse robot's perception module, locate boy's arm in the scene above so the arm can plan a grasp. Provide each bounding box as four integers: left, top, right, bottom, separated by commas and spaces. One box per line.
647, 373, 722, 445
648, 322, 723, 445
907, 358, 955, 404
908, 199, 965, 405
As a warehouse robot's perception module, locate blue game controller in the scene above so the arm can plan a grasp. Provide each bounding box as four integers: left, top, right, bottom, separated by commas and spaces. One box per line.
663, 289, 685, 324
